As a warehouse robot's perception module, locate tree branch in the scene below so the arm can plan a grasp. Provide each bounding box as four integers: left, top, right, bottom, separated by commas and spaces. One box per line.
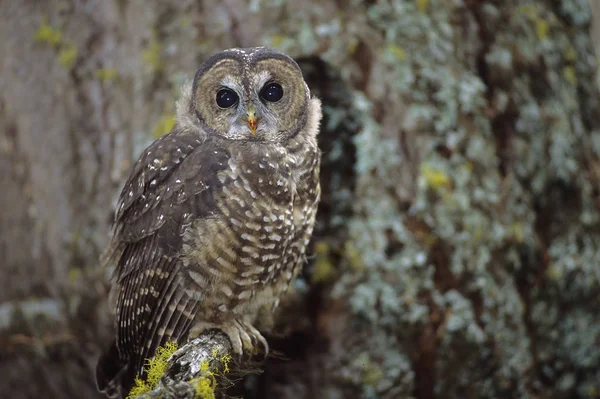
132, 330, 234, 399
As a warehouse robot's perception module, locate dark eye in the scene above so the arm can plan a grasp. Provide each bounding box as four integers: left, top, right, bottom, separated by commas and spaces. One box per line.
260, 82, 284, 102
216, 88, 239, 108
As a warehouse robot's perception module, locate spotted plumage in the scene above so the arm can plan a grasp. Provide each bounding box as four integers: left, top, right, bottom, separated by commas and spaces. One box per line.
96, 47, 321, 398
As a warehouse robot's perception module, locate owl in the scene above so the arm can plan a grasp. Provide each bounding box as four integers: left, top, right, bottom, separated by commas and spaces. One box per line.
96, 47, 321, 398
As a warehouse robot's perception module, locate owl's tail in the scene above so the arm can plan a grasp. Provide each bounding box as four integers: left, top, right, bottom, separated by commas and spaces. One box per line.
96, 340, 135, 399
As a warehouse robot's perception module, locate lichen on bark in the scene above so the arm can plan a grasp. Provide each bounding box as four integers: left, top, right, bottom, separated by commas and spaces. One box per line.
0, 1, 599, 398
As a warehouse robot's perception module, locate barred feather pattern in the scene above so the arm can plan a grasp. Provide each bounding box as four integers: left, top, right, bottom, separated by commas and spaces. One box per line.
96, 123, 320, 397
96, 47, 322, 398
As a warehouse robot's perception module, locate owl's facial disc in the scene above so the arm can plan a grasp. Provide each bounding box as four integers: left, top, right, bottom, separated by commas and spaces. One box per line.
192, 48, 308, 142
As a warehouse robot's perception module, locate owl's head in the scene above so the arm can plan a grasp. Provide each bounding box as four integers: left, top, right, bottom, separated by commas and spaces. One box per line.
188, 47, 312, 142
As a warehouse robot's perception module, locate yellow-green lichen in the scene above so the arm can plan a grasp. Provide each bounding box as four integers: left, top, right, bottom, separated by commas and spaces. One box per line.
67, 268, 82, 285
563, 66, 577, 85
127, 343, 232, 399
361, 362, 383, 387
421, 164, 451, 190
152, 111, 176, 139
346, 40, 359, 55
545, 264, 561, 281
386, 44, 407, 60
509, 222, 525, 244
220, 353, 232, 373
34, 18, 78, 70
564, 45, 576, 62
311, 241, 336, 283
267, 34, 294, 51
127, 341, 179, 399
190, 359, 216, 399
179, 15, 192, 27
343, 240, 364, 272
95, 68, 119, 82
190, 346, 232, 398
34, 19, 63, 47
416, 0, 429, 14
518, 4, 558, 41
191, 374, 216, 399
58, 43, 77, 69
535, 18, 550, 40
127, 375, 150, 396
270, 35, 286, 48
142, 34, 163, 73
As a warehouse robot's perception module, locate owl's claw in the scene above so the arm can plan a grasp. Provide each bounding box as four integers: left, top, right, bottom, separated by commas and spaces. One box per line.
229, 319, 249, 355
192, 319, 269, 357
226, 319, 269, 357
241, 320, 269, 356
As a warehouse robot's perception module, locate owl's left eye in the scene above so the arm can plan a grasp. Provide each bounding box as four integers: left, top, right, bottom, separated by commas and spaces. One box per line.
260, 83, 284, 102
216, 89, 239, 108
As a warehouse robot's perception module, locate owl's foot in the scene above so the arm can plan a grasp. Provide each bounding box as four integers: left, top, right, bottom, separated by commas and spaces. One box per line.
192, 319, 269, 357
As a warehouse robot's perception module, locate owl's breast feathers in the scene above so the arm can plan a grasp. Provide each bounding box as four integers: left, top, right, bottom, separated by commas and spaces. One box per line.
97, 126, 320, 397
179, 135, 320, 318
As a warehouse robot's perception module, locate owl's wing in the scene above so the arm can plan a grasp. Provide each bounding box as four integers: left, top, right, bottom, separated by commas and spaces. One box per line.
97, 128, 230, 396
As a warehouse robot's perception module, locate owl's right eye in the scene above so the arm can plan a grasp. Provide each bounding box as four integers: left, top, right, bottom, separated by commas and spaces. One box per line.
216, 89, 239, 108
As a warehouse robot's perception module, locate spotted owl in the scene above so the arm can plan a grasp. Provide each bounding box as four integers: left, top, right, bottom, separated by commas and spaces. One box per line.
96, 47, 321, 398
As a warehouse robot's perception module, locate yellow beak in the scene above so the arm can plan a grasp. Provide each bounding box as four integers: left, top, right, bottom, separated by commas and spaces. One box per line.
247, 105, 258, 135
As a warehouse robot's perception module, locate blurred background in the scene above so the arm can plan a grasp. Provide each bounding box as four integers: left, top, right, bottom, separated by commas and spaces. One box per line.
1, 1, 600, 398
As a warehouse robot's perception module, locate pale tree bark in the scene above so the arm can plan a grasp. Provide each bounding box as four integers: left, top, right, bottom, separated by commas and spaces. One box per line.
1, 1, 599, 399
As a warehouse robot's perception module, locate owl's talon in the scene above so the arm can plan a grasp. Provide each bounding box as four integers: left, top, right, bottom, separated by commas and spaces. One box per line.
244, 321, 269, 356
225, 325, 244, 356
235, 320, 254, 354
192, 320, 268, 357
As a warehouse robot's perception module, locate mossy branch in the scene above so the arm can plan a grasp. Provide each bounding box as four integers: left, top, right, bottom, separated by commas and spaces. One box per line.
129, 329, 235, 399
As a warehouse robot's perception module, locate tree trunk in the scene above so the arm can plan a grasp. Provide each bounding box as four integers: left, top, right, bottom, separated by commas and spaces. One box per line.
1, 1, 599, 398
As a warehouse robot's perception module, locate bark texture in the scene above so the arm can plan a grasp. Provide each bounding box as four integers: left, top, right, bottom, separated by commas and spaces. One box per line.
1, 1, 599, 398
